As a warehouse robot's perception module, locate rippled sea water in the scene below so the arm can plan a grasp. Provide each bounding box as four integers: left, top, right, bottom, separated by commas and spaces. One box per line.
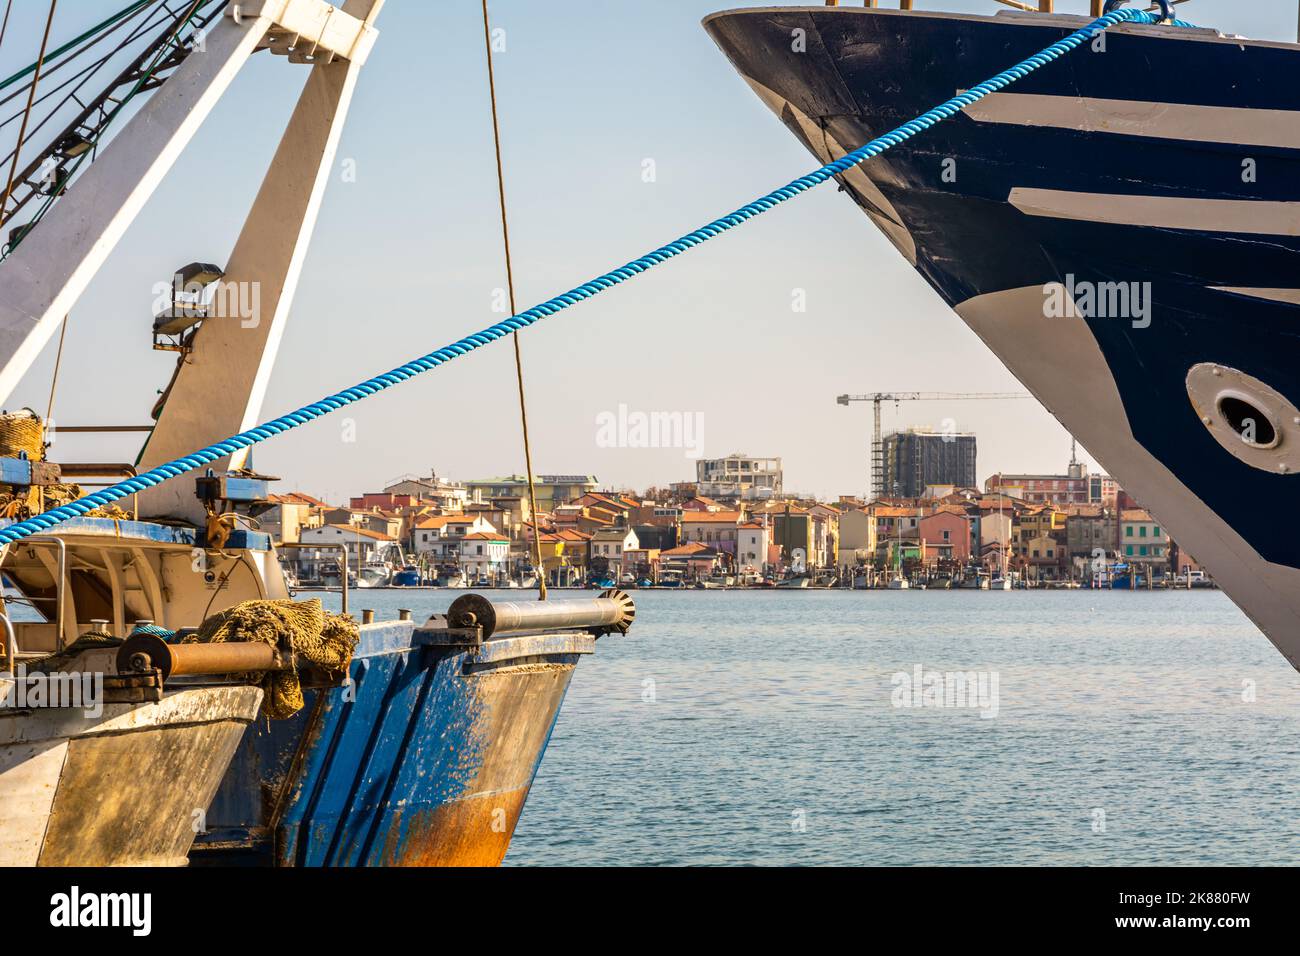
318, 588, 1300, 866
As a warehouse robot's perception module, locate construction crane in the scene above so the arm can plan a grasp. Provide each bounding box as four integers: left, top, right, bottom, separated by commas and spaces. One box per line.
836, 392, 1032, 500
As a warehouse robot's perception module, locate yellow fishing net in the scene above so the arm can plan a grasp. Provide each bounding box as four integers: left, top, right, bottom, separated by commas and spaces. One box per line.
183, 598, 358, 719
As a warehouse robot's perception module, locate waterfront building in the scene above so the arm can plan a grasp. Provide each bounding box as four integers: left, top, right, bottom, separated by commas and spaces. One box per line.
1065, 504, 1119, 573
261, 491, 328, 544
528, 529, 591, 586
1017, 504, 1067, 546
623, 547, 662, 581
660, 541, 726, 578
589, 527, 641, 578
838, 508, 877, 559
979, 509, 1013, 553
681, 495, 727, 512
349, 492, 417, 511
678, 510, 742, 557
300, 523, 398, 570
459, 532, 510, 583
987, 461, 1120, 507
465, 474, 598, 510
1020, 534, 1067, 581
767, 505, 816, 570
736, 521, 772, 573
633, 523, 678, 552
411, 513, 496, 559
383, 471, 470, 511
1120, 509, 1171, 576
919, 506, 973, 565
551, 505, 605, 533
695, 454, 783, 500
867, 502, 919, 541
882, 429, 977, 498
807, 504, 841, 569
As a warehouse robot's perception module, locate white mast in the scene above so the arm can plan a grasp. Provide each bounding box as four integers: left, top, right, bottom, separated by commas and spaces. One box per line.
138, 0, 383, 522
0, 0, 383, 523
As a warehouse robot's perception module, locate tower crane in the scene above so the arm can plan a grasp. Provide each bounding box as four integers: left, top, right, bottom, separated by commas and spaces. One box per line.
835, 392, 1032, 500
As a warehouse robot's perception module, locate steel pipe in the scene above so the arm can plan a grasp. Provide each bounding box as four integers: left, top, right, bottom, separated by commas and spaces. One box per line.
447, 589, 635, 639
116, 631, 282, 681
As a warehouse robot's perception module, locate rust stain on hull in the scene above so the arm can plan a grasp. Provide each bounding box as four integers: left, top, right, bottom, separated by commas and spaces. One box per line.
382, 786, 530, 866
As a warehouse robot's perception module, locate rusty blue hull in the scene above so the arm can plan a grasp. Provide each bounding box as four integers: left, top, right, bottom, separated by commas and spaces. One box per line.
190, 620, 593, 866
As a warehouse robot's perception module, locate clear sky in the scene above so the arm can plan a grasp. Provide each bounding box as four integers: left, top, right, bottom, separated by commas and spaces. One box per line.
2, 0, 1296, 504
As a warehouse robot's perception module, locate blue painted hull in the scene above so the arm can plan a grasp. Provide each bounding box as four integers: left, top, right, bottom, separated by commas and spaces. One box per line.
190, 620, 594, 866
706, 6, 1300, 667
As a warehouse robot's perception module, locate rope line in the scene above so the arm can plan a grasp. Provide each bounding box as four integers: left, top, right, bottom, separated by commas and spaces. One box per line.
1, 0, 217, 256
1, 0, 58, 228
0, 0, 153, 93
0, 7, 1185, 547
480, 0, 548, 600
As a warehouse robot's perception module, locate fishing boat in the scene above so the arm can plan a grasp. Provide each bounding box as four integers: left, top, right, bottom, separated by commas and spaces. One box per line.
706, 0, 1300, 670
392, 565, 423, 587
0, 0, 625, 867
0, 525, 268, 866
191, 589, 635, 866
356, 561, 393, 589
437, 569, 468, 589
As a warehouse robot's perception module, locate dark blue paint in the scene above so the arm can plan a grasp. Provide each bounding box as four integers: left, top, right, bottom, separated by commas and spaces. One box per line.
706, 8, 1300, 567
192, 620, 590, 866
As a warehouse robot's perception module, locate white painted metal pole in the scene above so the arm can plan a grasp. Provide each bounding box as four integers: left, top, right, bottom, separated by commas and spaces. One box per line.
0, 13, 273, 404
138, 3, 380, 522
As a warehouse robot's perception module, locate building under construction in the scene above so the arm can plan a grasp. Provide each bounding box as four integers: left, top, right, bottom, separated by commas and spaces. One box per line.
881, 429, 977, 499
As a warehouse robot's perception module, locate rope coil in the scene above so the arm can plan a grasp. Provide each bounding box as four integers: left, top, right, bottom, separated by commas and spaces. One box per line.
0, 7, 1186, 548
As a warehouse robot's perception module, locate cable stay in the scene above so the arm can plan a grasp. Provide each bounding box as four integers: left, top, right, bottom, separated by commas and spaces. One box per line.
0, 5, 1192, 549
0, 0, 223, 255
480, 0, 549, 600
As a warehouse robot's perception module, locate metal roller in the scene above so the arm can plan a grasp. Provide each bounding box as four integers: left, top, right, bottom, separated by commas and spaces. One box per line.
116, 632, 283, 681
447, 589, 635, 639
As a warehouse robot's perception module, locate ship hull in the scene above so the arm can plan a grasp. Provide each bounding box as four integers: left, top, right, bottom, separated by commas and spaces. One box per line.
0, 684, 261, 866
191, 621, 592, 866
705, 7, 1300, 668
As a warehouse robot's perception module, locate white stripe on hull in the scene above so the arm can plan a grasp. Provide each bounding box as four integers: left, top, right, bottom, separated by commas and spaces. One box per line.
963, 92, 1300, 150
954, 285, 1300, 670
1008, 188, 1300, 236
1212, 287, 1300, 306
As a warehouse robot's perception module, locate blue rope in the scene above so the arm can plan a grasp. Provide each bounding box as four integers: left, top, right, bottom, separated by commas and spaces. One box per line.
0, 7, 1185, 548
130, 622, 177, 642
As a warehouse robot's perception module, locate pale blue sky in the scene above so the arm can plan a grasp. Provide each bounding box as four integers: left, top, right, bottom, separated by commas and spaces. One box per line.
2, 0, 1295, 504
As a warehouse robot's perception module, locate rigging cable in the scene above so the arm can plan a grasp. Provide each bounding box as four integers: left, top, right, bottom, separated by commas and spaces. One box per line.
480, 0, 548, 600
44, 312, 68, 421
1, 0, 211, 256
0, 0, 13, 61
1, 0, 58, 228
0, 6, 1191, 548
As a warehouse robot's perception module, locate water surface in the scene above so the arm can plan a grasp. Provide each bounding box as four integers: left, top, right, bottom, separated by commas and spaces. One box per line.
328, 589, 1300, 865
